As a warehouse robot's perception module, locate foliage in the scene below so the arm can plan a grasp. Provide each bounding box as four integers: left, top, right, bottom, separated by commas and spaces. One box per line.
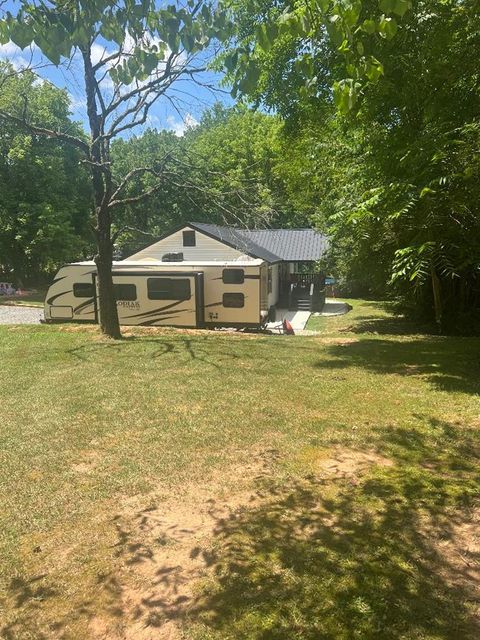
219, 0, 412, 114
0, 63, 91, 284
222, 0, 480, 332
110, 105, 311, 256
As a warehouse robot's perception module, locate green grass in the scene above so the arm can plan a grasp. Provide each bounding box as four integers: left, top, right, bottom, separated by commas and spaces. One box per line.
0, 290, 46, 307
1, 300, 479, 639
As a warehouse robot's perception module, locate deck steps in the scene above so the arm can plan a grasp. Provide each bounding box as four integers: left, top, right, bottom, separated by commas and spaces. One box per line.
295, 297, 311, 310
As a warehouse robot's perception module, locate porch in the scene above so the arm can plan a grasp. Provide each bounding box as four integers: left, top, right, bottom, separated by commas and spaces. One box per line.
277, 264, 326, 313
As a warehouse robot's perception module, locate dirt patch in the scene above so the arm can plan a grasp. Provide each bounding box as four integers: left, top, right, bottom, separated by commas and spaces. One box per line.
320, 449, 394, 477
431, 508, 480, 600
314, 337, 360, 346
88, 448, 279, 639
297, 446, 394, 482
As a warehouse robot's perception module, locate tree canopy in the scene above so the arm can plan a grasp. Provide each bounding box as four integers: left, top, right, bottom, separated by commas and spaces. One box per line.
0, 63, 92, 284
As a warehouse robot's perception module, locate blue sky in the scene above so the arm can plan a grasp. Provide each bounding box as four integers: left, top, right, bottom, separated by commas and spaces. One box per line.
0, 1, 233, 136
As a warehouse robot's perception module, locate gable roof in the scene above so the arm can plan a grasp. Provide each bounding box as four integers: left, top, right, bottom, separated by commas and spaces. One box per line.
190, 222, 282, 263
190, 222, 328, 262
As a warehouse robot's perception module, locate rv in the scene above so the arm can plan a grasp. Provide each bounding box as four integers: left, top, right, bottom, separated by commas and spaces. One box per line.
44, 259, 270, 328
44, 222, 329, 328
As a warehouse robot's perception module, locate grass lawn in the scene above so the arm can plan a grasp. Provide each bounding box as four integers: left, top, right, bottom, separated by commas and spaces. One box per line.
1, 300, 479, 639
0, 290, 46, 307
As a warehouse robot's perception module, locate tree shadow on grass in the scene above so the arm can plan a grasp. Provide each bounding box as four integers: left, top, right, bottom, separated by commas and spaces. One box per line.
65, 335, 244, 369
191, 420, 480, 639
345, 315, 434, 335
315, 337, 480, 395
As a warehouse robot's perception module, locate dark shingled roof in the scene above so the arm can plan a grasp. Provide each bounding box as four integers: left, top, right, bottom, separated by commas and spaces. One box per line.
191, 222, 328, 262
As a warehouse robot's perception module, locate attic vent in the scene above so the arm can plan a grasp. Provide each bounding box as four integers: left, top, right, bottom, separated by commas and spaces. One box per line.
162, 252, 183, 262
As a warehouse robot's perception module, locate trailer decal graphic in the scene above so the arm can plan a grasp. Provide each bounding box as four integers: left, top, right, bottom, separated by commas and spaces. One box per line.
74, 298, 95, 313
46, 290, 72, 305
122, 299, 191, 320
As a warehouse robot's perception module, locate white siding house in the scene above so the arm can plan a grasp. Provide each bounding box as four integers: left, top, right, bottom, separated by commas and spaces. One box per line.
128, 226, 247, 262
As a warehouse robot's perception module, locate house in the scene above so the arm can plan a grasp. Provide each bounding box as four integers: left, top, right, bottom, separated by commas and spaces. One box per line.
126, 222, 329, 309
43, 222, 328, 328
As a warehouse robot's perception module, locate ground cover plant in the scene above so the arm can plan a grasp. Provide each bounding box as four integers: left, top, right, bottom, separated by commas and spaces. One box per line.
1, 300, 479, 638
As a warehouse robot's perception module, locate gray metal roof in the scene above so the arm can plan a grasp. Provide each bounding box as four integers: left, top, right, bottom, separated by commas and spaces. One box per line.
191, 223, 282, 263
191, 223, 328, 262
242, 228, 329, 261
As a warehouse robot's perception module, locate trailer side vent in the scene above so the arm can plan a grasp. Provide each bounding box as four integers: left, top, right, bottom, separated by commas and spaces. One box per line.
162, 252, 184, 262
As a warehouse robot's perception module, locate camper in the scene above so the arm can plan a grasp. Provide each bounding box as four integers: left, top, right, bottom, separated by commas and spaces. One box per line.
44, 221, 329, 328
44, 259, 269, 328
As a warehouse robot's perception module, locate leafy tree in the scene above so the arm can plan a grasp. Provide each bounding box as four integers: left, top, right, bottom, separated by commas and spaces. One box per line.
219, 0, 412, 113
109, 104, 311, 257
0, 63, 91, 285
0, 0, 228, 338
223, 0, 480, 332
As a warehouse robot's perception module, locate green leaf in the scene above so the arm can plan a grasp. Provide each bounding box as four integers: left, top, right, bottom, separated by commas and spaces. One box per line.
46, 24, 72, 59
393, 0, 411, 18
9, 21, 34, 49
238, 60, 261, 94
343, 1, 362, 28
72, 25, 91, 47
379, 0, 395, 13
180, 29, 195, 52
314, 0, 330, 11
333, 78, 361, 113
0, 20, 10, 45
420, 187, 436, 198
224, 50, 238, 72
378, 16, 398, 40
361, 19, 376, 35
364, 56, 384, 82
255, 24, 271, 52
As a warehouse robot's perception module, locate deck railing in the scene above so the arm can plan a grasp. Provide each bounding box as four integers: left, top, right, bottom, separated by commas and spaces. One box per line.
290, 272, 324, 287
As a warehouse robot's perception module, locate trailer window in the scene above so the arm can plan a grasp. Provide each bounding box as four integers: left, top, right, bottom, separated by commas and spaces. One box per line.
222, 268, 244, 284
114, 283, 137, 301
147, 278, 191, 300
223, 293, 244, 308
73, 282, 94, 298
183, 230, 196, 247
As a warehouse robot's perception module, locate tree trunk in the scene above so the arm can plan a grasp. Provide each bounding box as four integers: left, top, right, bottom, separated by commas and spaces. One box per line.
95, 230, 121, 339
431, 263, 442, 333
82, 44, 121, 339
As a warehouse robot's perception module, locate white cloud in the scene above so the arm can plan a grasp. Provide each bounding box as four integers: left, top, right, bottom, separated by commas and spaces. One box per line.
91, 43, 110, 66
68, 93, 87, 112
0, 41, 38, 70
166, 113, 199, 136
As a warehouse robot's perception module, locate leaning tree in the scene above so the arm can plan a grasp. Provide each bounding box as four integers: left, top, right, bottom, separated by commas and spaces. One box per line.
0, 0, 227, 338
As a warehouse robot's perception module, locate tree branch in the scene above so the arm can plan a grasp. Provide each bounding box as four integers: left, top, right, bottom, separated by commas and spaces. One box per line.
108, 179, 166, 209
110, 154, 173, 202
111, 225, 157, 244
0, 109, 89, 154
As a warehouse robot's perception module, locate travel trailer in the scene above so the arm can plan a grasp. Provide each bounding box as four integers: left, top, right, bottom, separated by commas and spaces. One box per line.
44, 222, 329, 328
44, 259, 270, 328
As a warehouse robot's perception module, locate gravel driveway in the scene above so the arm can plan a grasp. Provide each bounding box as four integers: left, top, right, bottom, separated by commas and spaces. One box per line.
0, 305, 44, 324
